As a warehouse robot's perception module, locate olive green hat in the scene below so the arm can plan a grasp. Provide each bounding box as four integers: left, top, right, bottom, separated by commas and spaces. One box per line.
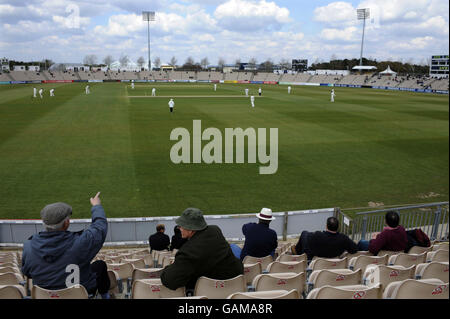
175, 208, 207, 231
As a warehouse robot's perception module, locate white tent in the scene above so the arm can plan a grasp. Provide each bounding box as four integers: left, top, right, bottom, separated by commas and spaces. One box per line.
379, 65, 397, 76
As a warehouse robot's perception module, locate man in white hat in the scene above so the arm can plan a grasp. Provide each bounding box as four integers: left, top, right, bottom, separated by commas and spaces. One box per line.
239, 208, 278, 261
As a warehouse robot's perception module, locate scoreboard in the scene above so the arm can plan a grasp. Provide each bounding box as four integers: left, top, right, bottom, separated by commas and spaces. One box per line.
292, 59, 308, 72
430, 55, 449, 78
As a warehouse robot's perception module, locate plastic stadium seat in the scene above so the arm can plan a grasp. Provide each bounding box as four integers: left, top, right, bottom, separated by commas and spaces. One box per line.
307, 284, 381, 299
242, 255, 274, 272
363, 265, 415, 292
32, 284, 89, 299
266, 261, 306, 274
132, 268, 164, 281
0, 285, 26, 299
252, 272, 306, 297
415, 262, 449, 282
161, 256, 175, 268
340, 251, 372, 260
408, 246, 433, 255
131, 279, 185, 299
308, 257, 348, 272
194, 275, 246, 299
388, 252, 427, 267
227, 289, 300, 299
276, 253, 307, 263
426, 249, 449, 263
121, 258, 146, 269
348, 255, 389, 277
0, 272, 24, 285
432, 242, 449, 251
377, 250, 403, 257
308, 269, 361, 293
243, 263, 262, 287
383, 278, 449, 299
107, 262, 134, 295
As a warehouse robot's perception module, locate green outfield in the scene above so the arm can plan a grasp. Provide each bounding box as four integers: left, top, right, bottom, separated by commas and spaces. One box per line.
0, 82, 448, 219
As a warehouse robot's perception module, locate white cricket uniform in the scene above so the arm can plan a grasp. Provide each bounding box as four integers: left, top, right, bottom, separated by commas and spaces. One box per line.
131, 82, 135, 89
50, 89, 55, 97
169, 99, 175, 112
288, 86, 291, 94
331, 90, 336, 102
85, 86, 90, 94
250, 96, 255, 108
33, 88, 37, 98
38, 89, 43, 98
245, 88, 249, 96
152, 88, 156, 96
258, 87, 262, 96
214, 84, 217, 91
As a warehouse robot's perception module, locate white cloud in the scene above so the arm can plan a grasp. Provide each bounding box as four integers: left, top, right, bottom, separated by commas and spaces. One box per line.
314, 1, 356, 26
320, 26, 358, 42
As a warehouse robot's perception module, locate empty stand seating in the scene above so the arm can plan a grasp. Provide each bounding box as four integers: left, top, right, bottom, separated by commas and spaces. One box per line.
383, 279, 449, 299
194, 275, 246, 299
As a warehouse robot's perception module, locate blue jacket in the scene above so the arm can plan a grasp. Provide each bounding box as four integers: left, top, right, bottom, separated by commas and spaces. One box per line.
21, 205, 107, 292
240, 222, 278, 261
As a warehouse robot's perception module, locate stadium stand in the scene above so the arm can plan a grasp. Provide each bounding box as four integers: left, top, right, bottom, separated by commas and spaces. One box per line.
426, 249, 449, 262
223, 72, 239, 81
237, 71, 253, 81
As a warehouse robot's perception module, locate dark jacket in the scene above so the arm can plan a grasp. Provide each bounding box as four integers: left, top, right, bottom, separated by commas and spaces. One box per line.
296, 230, 358, 260
240, 222, 278, 261
170, 227, 187, 251
149, 232, 170, 252
21, 205, 107, 291
160, 225, 244, 290
369, 226, 408, 255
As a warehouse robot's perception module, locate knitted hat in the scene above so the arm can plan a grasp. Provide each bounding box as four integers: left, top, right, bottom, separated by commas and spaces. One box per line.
175, 208, 207, 231
40, 202, 72, 229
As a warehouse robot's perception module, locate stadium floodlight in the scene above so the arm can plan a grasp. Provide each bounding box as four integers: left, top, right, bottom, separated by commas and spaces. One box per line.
357, 8, 370, 69
142, 11, 156, 71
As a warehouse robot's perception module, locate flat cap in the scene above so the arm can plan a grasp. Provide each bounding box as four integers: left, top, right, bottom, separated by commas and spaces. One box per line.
40, 202, 72, 227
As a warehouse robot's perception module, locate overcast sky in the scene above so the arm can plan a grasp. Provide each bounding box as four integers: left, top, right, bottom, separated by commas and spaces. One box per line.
0, 0, 448, 66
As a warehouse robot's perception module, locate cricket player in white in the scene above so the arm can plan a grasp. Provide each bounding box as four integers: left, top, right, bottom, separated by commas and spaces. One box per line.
131, 82, 135, 89
85, 85, 90, 94
258, 87, 262, 96
288, 86, 291, 94
168, 98, 175, 113
50, 89, 55, 97
38, 88, 43, 99
250, 95, 255, 108
33, 87, 37, 98
152, 88, 156, 96
245, 88, 249, 96
331, 89, 336, 102
214, 84, 217, 91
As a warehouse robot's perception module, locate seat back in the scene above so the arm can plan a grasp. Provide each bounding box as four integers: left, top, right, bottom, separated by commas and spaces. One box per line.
350, 255, 388, 274
384, 279, 449, 299
267, 261, 306, 274
32, 284, 89, 299
408, 246, 432, 254
426, 249, 449, 262
309, 257, 347, 271
307, 284, 381, 299
253, 272, 306, 296
276, 254, 307, 263
194, 275, 246, 299
243, 263, 262, 286
432, 242, 449, 251
132, 279, 185, 299
0, 272, 23, 285
310, 269, 361, 289
340, 251, 372, 259
364, 265, 415, 292
121, 258, 146, 269
415, 262, 449, 282
242, 255, 274, 272
108, 262, 134, 279
389, 252, 427, 267
227, 289, 300, 299
377, 250, 403, 257
132, 268, 164, 281
0, 285, 25, 299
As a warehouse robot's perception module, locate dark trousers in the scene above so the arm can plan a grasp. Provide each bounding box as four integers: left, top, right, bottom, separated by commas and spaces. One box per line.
295, 231, 312, 260
170, 108, 173, 112
88, 260, 110, 295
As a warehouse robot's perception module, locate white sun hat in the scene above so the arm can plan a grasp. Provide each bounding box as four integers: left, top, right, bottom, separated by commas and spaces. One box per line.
256, 207, 275, 221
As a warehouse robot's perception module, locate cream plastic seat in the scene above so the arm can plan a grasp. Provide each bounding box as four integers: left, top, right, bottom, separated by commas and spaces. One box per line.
426, 249, 449, 262
308, 269, 361, 292
388, 252, 427, 267
383, 278, 449, 299
276, 253, 307, 263
243, 263, 262, 288
132, 268, 164, 281
308, 257, 348, 272
432, 242, 449, 251
0, 272, 24, 285
107, 262, 134, 295
307, 284, 381, 299
267, 261, 306, 274
363, 264, 415, 292
415, 262, 449, 282
227, 289, 300, 299
132, 278, 185, 299
408, 246, 432, 255
348, 255, 388, 275
194, 275, 246, 299
0, 285, 26, 299
377, 250, 403, 257
121, 258, 146, 269
252, 272, 306, 297
162, 256, 175, 268
32, 284, 89, 299
157, 252, 173, 267
242, 255, 274, 272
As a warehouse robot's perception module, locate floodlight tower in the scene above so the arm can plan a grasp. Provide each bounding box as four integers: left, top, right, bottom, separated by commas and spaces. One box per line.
357, 8, 370, 68
142, 11, 155, 71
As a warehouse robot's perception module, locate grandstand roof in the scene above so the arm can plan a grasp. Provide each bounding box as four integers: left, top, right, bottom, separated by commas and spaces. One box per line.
352, 65, 377, 70
379, 65, 397, 75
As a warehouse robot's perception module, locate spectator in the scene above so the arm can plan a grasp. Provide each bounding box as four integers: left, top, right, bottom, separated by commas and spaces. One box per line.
160, 208, 243, 291
148, 224, 170, 252
294, 217, 358, 260
170, 225, 187, 251
357, 211, 408, 255
239, 208, 278, 261
21, 192, 110, 298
